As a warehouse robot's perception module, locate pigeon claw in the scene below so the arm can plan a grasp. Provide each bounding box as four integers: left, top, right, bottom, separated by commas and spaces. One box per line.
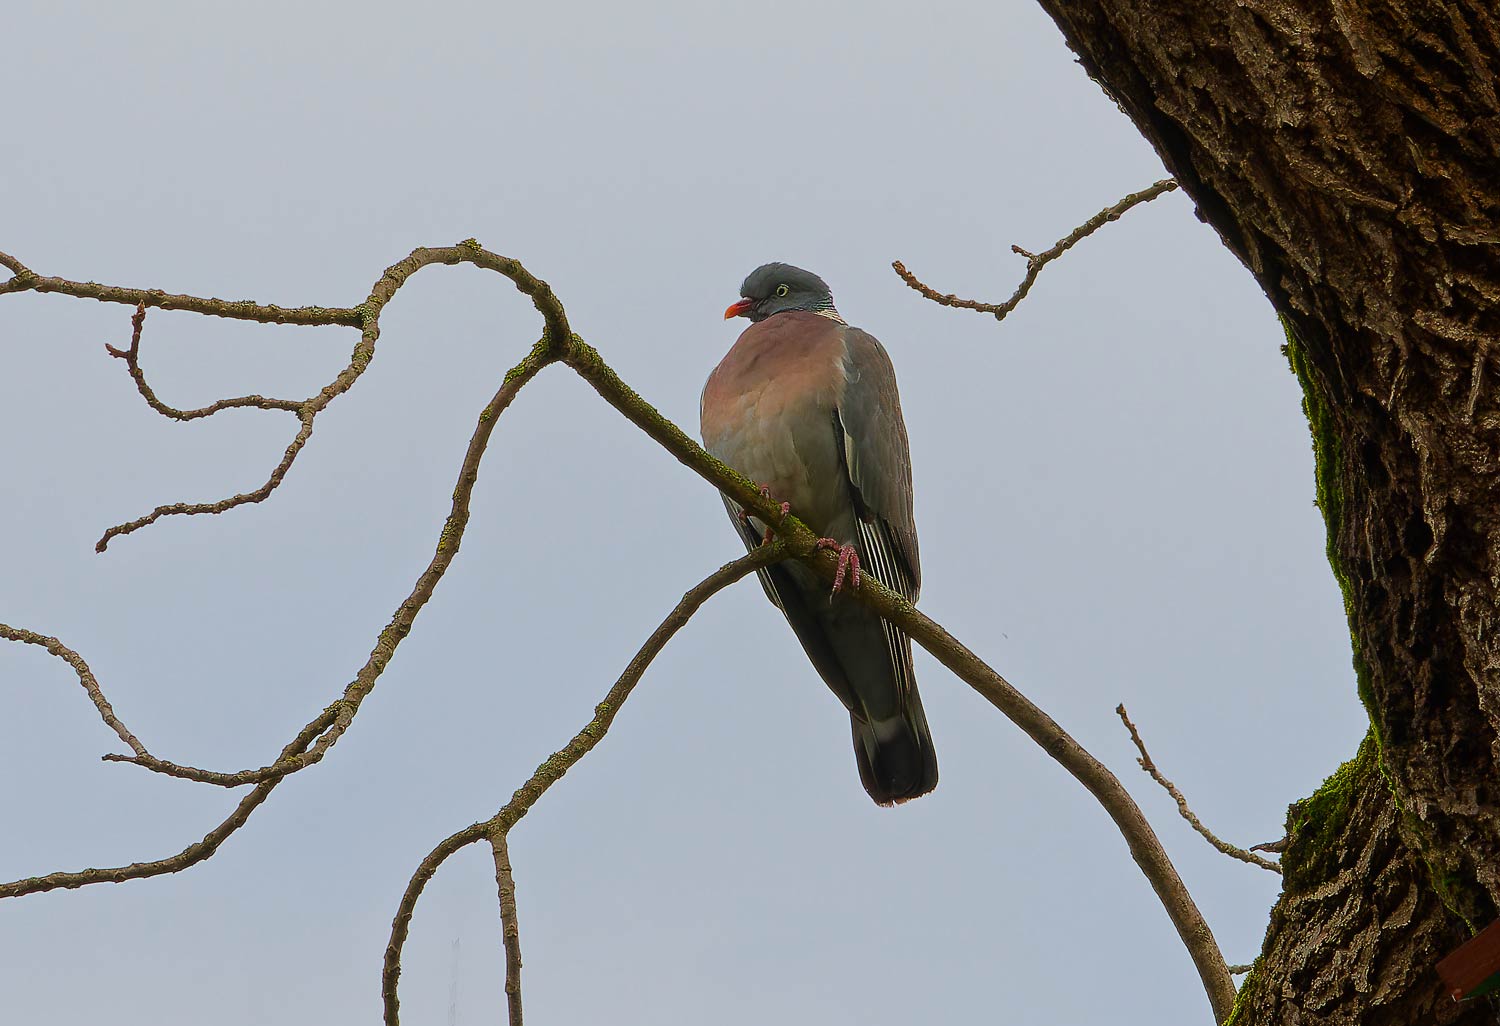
739, 484, 791, 544
816, 538, 861, 594
764, 501, 791, 543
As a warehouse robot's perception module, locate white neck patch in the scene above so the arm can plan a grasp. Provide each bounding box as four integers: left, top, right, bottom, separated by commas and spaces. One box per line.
815, 307, 846, 324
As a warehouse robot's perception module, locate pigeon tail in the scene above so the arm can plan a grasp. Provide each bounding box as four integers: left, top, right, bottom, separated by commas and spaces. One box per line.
850, 691, 939, 806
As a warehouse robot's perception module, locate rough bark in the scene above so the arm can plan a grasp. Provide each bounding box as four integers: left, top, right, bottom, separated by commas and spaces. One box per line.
1031, 0, 1500, 1022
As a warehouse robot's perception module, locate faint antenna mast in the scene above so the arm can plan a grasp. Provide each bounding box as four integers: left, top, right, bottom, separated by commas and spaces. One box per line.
448, 936, 461, 1026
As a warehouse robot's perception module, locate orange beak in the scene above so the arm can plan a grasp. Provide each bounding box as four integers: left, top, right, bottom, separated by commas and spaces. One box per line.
724, 298, 755, 320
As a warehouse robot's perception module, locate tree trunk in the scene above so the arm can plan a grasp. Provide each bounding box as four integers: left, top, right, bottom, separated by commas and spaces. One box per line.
1031, 0, 1500, 1021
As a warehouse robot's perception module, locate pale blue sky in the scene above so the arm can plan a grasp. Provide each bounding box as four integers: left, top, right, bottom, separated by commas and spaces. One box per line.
2, 2, 1364, 1023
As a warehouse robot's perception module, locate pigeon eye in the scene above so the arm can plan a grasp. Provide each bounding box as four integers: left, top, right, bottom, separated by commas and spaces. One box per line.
775, 284, 790, 297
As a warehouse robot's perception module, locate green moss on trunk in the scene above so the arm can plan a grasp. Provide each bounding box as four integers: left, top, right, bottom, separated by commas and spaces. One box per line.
1282, 320, 1383, 746
1280, 733, 1378, 891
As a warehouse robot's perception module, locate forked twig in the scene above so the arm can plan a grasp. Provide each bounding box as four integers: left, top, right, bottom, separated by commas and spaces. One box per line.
95, 410, 318, 551
98, 338, 555, 788
0, 711, 333, 899
1117, 704, 1281, 874
893, 179, 1179, 323
0, 243, 566, 553
381, 544, 789, 1026
0, 623, 148, 757
104, 302, 303, 421
2, 246, 567, 903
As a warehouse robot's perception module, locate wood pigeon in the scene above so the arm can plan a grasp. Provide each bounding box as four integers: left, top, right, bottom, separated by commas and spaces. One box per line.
701, 262, 938, 805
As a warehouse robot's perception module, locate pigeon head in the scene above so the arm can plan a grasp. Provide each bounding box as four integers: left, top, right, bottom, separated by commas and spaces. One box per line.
724, 263, 838, 323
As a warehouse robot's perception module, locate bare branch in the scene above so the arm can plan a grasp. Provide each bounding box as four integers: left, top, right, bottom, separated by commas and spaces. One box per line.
381, 544, 788, 1026
4, 243, 567, 828
100, 338, 557, 787
0, 710, 331, 899
892, 179, 1179, 323
894, 593, 1234, 1019
1116, 704, 1282, 874
0, 623, 148, 757
104, 302, 303, 421
490, 830, 524, 1026
96, 409, 318, 551
0, 241, 572, 553
88, 297, 320, 551
0, 249, 361, 325
364, 240, 572, 356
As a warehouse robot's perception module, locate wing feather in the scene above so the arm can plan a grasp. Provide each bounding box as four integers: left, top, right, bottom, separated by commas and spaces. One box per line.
835, 327, 922, 701
835, 327, 920, 602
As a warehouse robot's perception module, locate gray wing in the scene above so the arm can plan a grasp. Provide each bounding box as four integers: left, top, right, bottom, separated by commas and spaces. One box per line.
835, 327, 922, 714
836, 327, 921, 602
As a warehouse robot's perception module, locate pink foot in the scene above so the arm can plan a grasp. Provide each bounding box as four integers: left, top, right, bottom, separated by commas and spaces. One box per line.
739, 484, 791, 544
816, 538, 861, 594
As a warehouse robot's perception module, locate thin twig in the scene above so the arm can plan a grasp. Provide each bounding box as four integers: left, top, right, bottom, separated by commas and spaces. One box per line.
4, 246, 563, 813
0, 241, 570, 553
96, 409, 318, 551
1117, 704, 1281, 874
0, 710, 331, 898
102, 339, 557, 787
381, 544, 787, 1026
105, 302, 303, 421
5, 319, 555, 895
0, 249, 362, 325
0, 623, 148, 757
876, 591, 1235, 1020
892, 178, 1179, 323
490, 830, 524, 1026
